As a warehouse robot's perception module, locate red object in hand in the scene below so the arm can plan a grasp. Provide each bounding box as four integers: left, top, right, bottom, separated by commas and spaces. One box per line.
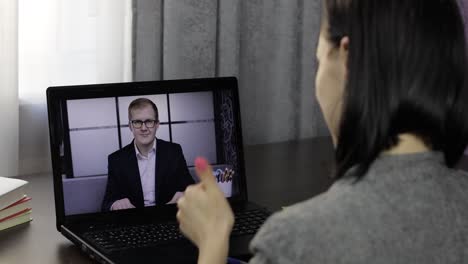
194, 157, 209, 171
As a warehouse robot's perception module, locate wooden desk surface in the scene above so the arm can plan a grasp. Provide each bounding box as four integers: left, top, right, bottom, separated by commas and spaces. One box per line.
0, 137, 335, 263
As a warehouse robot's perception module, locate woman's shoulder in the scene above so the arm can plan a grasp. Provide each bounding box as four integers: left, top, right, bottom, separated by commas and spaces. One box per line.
248, 153, 468, 263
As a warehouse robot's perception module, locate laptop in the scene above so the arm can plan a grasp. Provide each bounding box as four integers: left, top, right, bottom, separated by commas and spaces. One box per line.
46, 77, 271, 263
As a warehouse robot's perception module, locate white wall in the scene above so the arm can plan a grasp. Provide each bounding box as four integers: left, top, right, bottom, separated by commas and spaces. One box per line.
0, 0, 19, 177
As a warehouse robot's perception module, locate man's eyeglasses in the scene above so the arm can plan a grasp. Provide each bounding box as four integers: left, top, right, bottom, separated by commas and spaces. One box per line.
130, 119, 158, 129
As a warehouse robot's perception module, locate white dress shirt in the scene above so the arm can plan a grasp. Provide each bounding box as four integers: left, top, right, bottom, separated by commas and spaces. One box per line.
134, 138, 156, 206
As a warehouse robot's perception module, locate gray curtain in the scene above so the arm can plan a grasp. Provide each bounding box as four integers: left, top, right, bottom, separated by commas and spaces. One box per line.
459, 0, 468, 39
132, 0, 327, 145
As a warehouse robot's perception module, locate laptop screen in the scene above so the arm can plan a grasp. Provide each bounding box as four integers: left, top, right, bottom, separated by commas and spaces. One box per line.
47, 78, 246, 217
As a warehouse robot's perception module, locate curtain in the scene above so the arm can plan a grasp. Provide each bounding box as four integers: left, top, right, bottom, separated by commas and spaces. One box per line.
460, 0, 468, 41
457, 0, 468, 156
133, 0, 328, 145
17, 0, 132, 176
0, 0, 19, 177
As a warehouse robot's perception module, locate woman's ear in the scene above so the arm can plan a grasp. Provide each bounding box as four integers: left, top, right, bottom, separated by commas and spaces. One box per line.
340, 36, 349, 78
339, 36, 349, 59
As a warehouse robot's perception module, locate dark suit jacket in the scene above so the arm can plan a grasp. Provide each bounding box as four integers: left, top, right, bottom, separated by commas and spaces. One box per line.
101, 139, 195, 211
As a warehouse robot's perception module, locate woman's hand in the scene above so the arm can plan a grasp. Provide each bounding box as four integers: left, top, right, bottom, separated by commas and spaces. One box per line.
177, 157, 234, 264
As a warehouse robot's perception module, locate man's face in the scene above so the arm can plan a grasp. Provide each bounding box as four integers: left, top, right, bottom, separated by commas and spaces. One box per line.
129, 105, 159, 147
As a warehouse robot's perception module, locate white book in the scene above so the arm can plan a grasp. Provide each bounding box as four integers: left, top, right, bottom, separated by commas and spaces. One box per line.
0, 196, 32, 221
0, 177, 28, 211
0, 210, 32, 231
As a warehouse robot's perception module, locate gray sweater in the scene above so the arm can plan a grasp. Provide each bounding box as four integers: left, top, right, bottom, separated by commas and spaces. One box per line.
249, 152, 468, 263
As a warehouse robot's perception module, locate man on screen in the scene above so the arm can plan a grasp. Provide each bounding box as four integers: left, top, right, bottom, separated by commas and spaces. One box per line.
102, 98, 195, 211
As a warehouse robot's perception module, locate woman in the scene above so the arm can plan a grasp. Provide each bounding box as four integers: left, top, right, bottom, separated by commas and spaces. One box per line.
176, 0, 468, 263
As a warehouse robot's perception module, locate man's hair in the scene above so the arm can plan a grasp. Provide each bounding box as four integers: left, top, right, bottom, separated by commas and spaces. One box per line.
128, 98, 159, 122
324, 0, 468, 179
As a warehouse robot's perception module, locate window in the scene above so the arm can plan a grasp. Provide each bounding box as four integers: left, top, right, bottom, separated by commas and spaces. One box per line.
19, 0, 132, 103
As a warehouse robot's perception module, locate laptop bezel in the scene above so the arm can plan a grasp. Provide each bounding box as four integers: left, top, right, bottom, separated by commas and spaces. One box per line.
46, 77, 249, 230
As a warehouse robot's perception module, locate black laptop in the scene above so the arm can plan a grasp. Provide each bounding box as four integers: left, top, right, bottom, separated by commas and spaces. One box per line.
46, 77, 271, 263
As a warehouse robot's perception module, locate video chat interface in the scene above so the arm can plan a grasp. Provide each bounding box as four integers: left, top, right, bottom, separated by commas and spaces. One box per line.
57, 89, 240, 216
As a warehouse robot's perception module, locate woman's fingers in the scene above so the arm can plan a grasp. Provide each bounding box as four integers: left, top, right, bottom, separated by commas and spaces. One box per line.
194, 157, 217, 189
177, 157, 234, 250
176, 195, 196, 241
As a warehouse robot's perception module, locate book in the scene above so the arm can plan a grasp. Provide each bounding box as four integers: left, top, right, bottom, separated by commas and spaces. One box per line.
0, 210, 32, 231
0, 177, 28, 211
0, 196, 32, 221
0, 177, 32, 231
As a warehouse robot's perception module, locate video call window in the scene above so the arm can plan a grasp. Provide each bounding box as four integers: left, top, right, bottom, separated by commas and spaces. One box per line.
66, 91, 217, 177
59, 89, 240, 215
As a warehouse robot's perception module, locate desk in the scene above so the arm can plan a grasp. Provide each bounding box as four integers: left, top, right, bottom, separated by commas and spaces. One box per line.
0, 137, 335, 263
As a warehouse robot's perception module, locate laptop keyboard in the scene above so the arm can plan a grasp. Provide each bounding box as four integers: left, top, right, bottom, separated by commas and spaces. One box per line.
83, 209, 271, 252
231, 209, 271, 236
84, 221, 184, 252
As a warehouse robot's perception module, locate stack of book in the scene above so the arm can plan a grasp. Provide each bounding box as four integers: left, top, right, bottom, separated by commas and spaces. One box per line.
0, 177, 32, 231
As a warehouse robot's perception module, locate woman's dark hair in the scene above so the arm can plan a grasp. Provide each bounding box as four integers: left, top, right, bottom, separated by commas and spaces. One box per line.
324, 0, 468, 179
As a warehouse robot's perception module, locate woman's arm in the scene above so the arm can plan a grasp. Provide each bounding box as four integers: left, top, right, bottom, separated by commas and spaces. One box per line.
177, 157, 235, 264
197, 234, 231, 264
